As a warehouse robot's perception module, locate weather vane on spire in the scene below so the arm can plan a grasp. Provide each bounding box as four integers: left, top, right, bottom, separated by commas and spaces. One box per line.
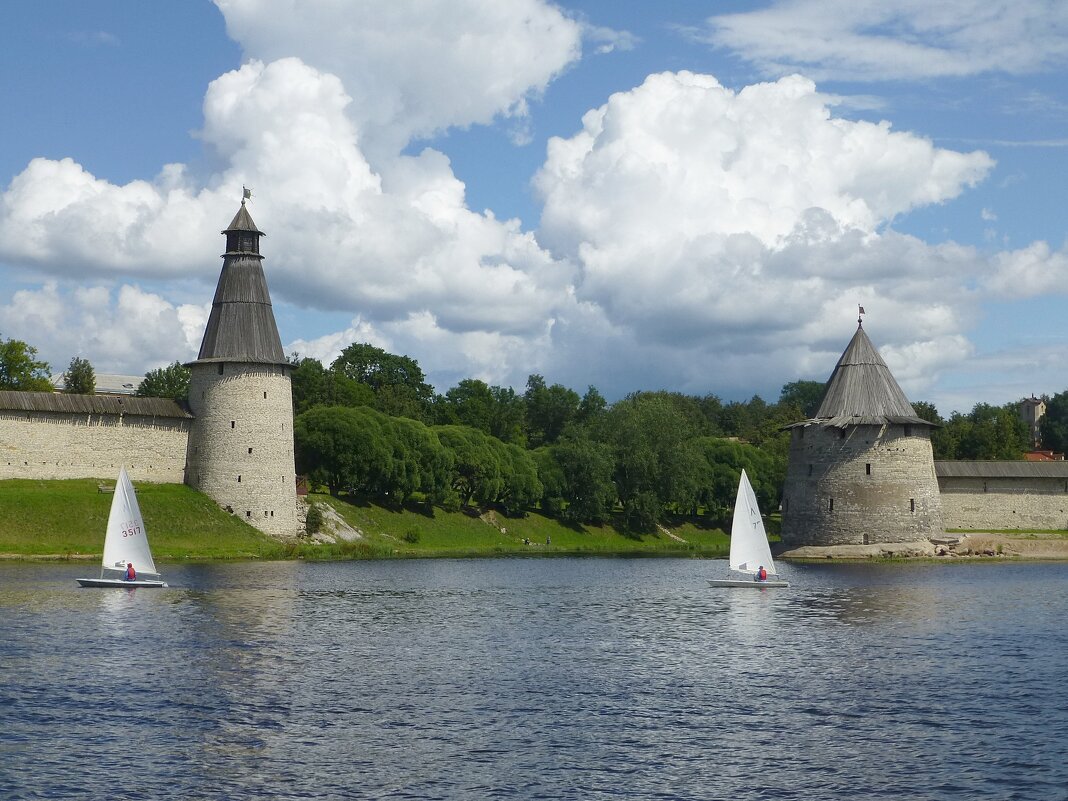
858, 304, 865, 327
242, 185, 253, 205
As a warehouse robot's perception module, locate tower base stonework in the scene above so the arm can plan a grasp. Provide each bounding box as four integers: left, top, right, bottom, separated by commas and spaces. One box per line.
779, 319, 944, 547
780, 422, 943, 546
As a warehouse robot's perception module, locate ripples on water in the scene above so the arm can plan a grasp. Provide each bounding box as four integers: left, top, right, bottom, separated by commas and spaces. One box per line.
1, 558, 1066, 800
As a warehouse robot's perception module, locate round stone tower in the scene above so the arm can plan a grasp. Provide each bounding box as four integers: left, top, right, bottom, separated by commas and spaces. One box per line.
780, 320, 944, 546
184, 200, 298, 537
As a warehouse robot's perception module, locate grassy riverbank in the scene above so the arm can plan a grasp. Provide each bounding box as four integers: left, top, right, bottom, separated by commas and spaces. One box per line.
0, 479, 732, 561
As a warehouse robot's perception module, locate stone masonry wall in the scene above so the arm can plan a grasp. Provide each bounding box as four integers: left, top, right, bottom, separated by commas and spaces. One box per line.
0, 410, 188, 482
781, 423, 944, 546
185, 363, 298, 537
939, 476, 1068, 530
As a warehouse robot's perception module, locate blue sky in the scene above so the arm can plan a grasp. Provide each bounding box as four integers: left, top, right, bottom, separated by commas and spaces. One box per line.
1, 0, 1066, 414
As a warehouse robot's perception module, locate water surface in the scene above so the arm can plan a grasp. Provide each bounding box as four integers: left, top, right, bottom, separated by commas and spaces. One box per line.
1, 558, 1066, 800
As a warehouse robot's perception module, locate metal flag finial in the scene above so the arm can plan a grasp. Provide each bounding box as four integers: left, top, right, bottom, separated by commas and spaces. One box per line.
242, 185, 252, 204
858, 304, 865, 327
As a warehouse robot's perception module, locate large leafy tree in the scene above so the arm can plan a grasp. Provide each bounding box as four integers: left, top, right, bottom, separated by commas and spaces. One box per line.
778, 380, 826, 419
332, 343, 435, 421
294, 405, 391, 496
0, 337, 52, 392
437, 379, 526, 445
594, 394, 698, 532
137, 361, 191, 401
937, 403, 1029, 460
523, 374, 580, 447
64, 356, 96, 394
536, 434, 616, 524
1040, 391, 1068, 454
290, 356, 372, 415
433, 425, 504, 508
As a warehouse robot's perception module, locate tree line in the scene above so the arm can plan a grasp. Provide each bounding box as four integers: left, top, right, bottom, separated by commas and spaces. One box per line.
2, 334, 1066, 529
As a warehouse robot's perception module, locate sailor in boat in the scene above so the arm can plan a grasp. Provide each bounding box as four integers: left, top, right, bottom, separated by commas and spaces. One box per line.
124, 562, 136, 582
755, 565, 767, 582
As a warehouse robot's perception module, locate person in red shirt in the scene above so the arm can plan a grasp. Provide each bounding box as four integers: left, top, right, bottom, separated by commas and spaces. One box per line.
124, 562, 136, 581
756, 565, 767, 582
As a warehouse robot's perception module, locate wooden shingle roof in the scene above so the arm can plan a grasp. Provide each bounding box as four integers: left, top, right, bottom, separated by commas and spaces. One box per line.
190, 203, 287, 366
935, 460, 1068, 478
0, 390, 191, 418
786, 324, 931, 429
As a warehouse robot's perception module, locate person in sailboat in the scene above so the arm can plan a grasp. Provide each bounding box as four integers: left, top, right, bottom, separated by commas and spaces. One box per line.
124, 562, 136, 582
755, 565, 767, 582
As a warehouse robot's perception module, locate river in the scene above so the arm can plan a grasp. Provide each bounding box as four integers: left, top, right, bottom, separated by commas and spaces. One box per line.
1, 558, 1066, 800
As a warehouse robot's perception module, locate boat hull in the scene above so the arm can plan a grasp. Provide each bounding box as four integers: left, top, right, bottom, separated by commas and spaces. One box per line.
708, 579, 789, 588
76, 578, 167, 588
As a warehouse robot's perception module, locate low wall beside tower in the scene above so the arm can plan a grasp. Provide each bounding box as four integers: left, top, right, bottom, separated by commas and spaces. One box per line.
0, 392, 190, 482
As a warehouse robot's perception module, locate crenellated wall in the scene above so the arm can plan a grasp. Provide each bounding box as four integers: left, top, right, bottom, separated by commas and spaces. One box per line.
185, 362, 297, 537
781, 422, 944, 545
0, 409, 188, 482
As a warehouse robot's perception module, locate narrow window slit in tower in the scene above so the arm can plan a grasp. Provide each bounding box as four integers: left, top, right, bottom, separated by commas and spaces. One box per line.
829, 498, 834, 512
865, 463, 871, 475
910, 498, 915, 513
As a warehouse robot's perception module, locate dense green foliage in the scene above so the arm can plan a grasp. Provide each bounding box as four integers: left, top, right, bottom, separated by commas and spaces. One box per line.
290, 346, 802, 532
1040, 391, 1068, 455
64, 356, 96, 394
922, 401, 1030, 460
0, 336, 52, 391
138, 361, 192, 401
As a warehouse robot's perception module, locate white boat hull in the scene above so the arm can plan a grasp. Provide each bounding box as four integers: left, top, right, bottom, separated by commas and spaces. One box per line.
708, 579, 789, 588
76, 578, 167, 588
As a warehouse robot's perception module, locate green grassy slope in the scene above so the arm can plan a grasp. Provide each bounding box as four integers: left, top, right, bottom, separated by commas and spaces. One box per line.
309, 493, 731, 559
0, 480, 734, 561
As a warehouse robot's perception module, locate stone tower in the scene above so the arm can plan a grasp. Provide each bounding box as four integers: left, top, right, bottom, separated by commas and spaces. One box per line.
780, 321, 944, 546
185, 201, 297, 537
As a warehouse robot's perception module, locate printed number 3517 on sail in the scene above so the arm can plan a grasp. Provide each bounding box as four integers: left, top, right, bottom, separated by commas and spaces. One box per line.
121, 521, 141, 538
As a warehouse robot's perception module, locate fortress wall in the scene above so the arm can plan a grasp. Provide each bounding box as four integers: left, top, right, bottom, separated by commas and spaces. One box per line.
0, 410, 189, 482
939, 476, 1068, 530
185, 363, 298, 537
781, 423, 944, 546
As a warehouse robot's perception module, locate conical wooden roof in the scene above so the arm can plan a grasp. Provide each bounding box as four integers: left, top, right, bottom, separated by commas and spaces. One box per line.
807, 324, 931, 427
190, 203, 287, 366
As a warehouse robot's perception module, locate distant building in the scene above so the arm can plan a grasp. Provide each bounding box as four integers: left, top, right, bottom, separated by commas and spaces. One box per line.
780, 321, 944, 546
1019, 395, 1046, 449
51, 373, 144, 395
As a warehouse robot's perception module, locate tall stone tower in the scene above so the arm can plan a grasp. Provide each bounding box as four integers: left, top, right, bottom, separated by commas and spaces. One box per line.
780, 320, 944, 546
185, 200, 297, 537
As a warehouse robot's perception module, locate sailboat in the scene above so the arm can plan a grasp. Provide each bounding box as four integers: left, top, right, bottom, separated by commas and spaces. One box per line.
708, 469, 788, 588
76, 467, 167, 588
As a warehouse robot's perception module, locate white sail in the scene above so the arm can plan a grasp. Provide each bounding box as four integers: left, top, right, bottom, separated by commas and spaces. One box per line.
101, 467, 159, 577
728, 469, 777, 576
